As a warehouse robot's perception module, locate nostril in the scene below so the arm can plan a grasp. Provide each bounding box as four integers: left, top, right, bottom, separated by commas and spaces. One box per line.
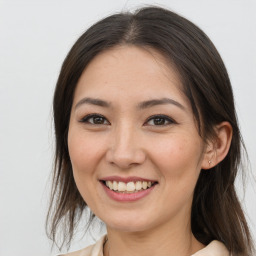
105, 148, 146, 169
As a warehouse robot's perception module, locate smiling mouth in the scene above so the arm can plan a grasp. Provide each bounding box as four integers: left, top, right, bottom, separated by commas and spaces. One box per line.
101, 180, 158, 193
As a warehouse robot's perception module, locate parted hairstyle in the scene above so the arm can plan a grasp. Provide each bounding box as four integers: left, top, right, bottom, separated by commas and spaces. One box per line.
46, 6, 254, 255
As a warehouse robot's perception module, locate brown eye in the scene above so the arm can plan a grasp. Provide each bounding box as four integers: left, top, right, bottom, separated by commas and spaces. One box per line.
80, 114, 110, 125
146, 115, 176, 126
152, 117, 166, 125
92, 116, 105, 124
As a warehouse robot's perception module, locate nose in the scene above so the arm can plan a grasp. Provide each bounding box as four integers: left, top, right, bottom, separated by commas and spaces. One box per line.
105, 124, 146, 169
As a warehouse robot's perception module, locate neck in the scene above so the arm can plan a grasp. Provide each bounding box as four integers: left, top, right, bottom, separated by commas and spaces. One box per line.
104, 219, 204, 256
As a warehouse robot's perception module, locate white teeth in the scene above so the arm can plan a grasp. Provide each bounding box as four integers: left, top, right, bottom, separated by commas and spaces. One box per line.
127, 182, 136, 192
113, 181, 118, 191
106, 181, 113, 190
135, 181, 142, 190
142, 181, 148, 189
118, 182, 126, 192
104, 180, 155, 192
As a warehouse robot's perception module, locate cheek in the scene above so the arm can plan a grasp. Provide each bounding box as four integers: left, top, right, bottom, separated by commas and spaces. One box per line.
150, 135, 203, 186
68, 131, 104, 205
68, 131, 103, 174
151, 137, 203, 214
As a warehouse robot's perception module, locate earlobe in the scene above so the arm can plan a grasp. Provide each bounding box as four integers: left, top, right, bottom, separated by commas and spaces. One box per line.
201, 122, 233, 170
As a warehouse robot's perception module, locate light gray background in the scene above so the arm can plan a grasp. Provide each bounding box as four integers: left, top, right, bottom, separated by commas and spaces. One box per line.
0, 0, 255, 255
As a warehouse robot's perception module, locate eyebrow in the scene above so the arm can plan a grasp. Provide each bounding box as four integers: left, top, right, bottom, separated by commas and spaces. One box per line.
74, 97, 185, 110
75, 97, 111, 109
137, 98, 185, 110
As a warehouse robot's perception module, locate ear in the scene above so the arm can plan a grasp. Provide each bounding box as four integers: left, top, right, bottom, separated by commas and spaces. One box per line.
201, 121, 233, 169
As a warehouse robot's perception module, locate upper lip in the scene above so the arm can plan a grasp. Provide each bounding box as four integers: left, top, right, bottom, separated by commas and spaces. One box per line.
100, 176, 158, 183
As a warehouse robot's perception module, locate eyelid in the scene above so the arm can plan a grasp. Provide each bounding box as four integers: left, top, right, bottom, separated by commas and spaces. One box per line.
79, 113, 110, 125
79, 113, 176, 126
144, 114, 177, 126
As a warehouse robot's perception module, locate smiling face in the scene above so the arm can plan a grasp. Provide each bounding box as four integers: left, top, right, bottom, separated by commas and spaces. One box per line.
68, 45, 209, 233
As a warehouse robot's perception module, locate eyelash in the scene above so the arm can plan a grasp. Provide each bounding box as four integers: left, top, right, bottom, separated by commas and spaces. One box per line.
79, 113, 176, 126
80, 113, 110, 125
146, 114, 176, 126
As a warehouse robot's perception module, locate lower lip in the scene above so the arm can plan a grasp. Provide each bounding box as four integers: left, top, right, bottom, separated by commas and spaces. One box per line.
101, 183, 156, 202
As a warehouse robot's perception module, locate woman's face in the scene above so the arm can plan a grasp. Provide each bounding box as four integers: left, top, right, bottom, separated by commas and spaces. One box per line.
68, 45, 209, 233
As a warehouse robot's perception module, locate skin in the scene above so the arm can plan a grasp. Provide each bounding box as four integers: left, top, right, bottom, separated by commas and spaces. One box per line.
68, 45, 232, 256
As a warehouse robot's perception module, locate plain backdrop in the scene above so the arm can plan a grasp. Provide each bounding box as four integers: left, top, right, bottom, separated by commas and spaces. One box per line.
0, 0, 255, 255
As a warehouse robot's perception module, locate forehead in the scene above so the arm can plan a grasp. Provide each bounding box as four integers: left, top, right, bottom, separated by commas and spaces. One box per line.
73, 45, 187, 107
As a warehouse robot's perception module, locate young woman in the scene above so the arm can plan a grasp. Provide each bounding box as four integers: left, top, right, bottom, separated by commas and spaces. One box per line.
47, 6, 254, 256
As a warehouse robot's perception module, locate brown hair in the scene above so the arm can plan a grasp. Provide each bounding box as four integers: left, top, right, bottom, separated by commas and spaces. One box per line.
46, 6, 254, 255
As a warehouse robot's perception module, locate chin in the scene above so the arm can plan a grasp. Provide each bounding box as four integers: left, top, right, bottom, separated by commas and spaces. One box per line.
102, 213, 155, 233
107, 222, 149, 233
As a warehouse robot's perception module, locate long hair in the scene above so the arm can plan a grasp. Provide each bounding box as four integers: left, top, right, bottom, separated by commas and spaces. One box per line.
46, 6, 254, 255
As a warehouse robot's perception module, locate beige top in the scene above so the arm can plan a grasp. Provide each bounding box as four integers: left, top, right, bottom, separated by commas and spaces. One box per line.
59, 235, 229, 256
